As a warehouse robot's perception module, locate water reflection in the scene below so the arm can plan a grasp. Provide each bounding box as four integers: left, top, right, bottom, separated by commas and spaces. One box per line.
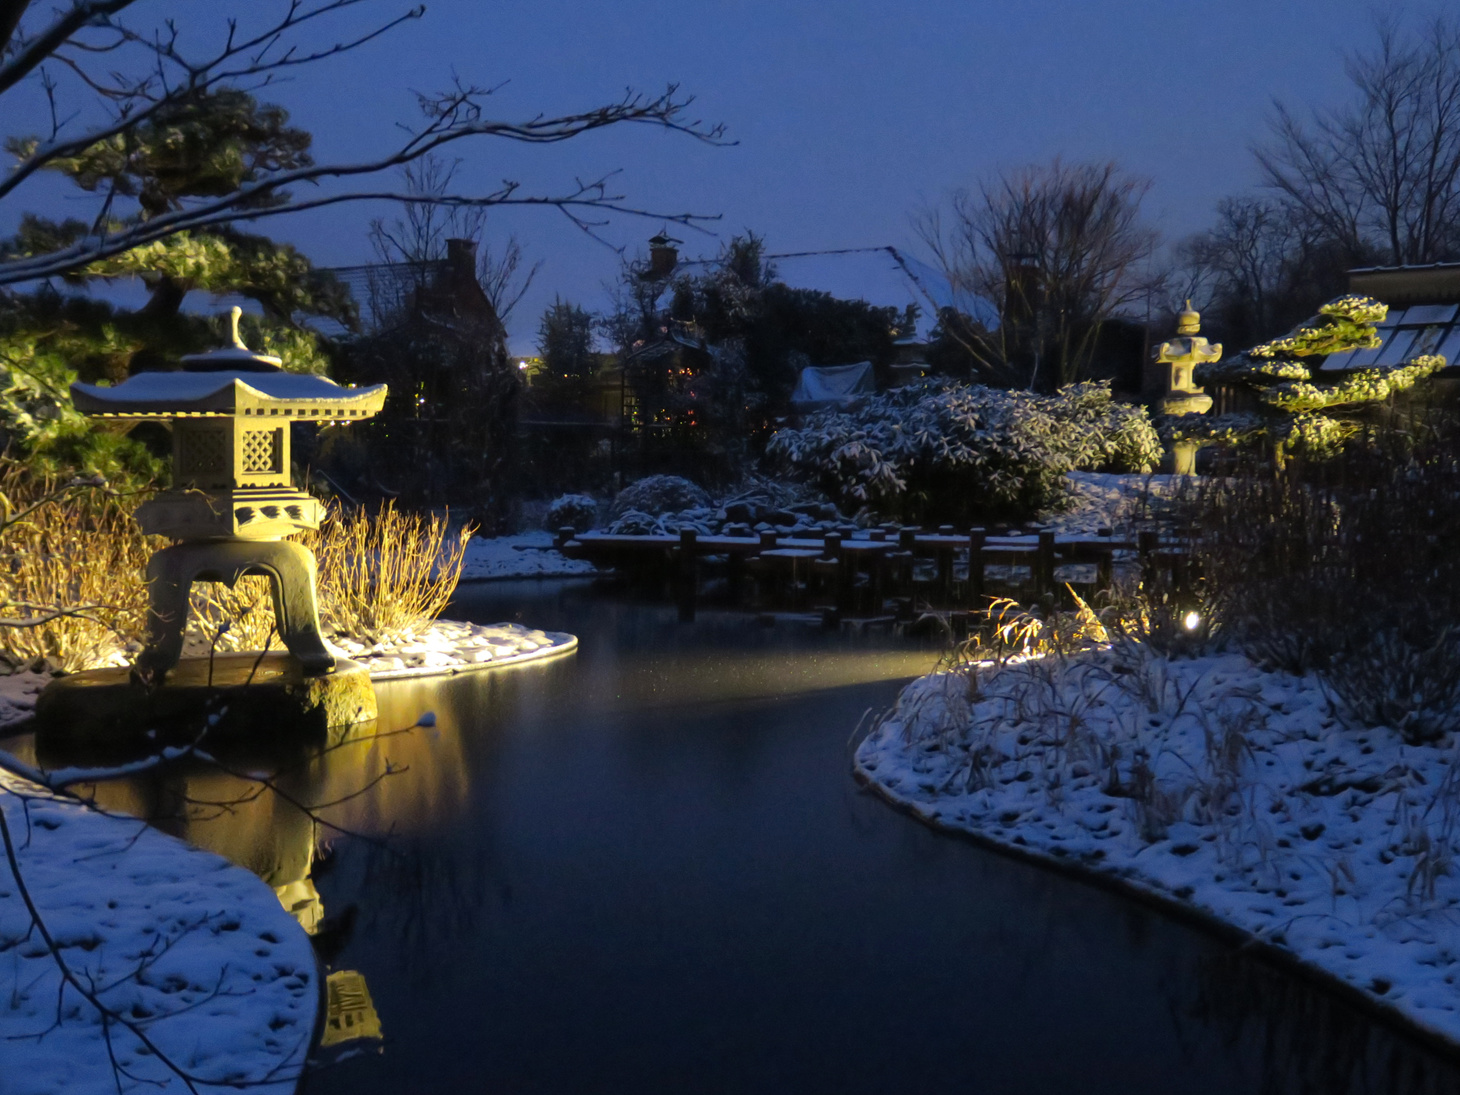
9, 582, 1460, 1093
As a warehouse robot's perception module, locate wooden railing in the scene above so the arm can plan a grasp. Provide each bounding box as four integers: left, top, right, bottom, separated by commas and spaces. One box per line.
557, 526, 1189, 622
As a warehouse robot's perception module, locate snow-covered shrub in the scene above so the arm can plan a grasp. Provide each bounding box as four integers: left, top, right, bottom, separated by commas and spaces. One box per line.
606, 508, 660, 535
609, 475, 712, 520
767, 380, 1160, 524
605, 507, 718, 536
716, 473, 835, 526
542, 493, 599, 533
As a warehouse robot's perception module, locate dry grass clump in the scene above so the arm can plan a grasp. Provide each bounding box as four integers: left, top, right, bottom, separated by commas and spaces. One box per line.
946, 591, 1109, 671
0, 463, 151, 671
1, 456, 473, 668
188, 576, 280, 654
305, 501, 472, 644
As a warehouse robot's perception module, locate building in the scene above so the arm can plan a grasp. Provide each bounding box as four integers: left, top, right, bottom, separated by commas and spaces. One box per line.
1321, 262, 1460, 374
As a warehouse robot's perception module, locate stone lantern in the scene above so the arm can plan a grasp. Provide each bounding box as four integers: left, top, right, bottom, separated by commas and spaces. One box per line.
69, 308, 387, 684
1153, 301, 1220, 474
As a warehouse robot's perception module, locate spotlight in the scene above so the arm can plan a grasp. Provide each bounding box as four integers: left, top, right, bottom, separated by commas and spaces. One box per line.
1183, 610, 1201, 631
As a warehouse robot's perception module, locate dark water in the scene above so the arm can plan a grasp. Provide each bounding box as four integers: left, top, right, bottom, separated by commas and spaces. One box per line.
39, 581, 1460, 1093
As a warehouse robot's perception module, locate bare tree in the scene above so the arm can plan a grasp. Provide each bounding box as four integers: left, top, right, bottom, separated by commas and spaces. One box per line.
367, 155, 541, 327
0, 1, 725, 286
917, 159, 1159, 389
1256, 14, 1460, 267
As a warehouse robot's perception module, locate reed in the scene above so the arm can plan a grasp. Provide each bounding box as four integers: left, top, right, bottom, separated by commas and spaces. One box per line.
1, 457, 473, 668
0, 463, 151, 671
306, 501, 472, 644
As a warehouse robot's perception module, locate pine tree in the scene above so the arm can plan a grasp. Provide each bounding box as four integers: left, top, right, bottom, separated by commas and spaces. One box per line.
1174, 295, 1447, 460
1, 91, 353, 479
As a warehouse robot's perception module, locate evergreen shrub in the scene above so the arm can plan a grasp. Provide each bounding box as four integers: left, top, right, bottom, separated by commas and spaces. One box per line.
767, 380, 1160, 524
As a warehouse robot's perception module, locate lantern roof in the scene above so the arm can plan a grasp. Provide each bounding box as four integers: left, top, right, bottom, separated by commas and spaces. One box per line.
71, 371, 387, 420
70, 306, 387, 420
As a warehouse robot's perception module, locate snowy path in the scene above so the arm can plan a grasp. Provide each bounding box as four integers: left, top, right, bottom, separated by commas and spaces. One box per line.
856, 647, 1460, 1050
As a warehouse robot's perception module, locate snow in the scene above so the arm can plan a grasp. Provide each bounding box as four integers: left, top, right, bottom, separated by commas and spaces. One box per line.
459, 530, 601, 580
0, 619, 576, 731
72, 370, 383, 410
0, 767, 317, 1094
856, 644, 1460, 1048
1038, 471, 1189, 536
0, 670, 48, 728
327, 619, 576, 680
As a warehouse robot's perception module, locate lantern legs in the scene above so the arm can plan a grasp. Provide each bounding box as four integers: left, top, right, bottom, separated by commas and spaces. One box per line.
133, 539, 336, 686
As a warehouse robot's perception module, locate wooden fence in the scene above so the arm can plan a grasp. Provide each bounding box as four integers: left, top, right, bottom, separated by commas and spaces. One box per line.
557, 526, 1188, 623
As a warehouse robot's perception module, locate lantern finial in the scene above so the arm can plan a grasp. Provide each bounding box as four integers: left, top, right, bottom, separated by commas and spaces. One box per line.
228, 305, 247, 350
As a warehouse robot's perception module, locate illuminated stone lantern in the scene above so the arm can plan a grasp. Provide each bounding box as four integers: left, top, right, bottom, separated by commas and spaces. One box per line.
69, 308, 387, 684
1153, 300, 1220, 475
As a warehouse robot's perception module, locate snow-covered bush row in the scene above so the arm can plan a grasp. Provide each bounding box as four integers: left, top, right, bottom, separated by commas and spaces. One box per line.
767, 380, 1161, 524
601, 473, 836, 536
542, 493, 599, 533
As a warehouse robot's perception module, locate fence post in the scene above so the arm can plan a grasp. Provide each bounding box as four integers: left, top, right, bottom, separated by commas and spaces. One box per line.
1036, 530, 1056, 601
967, 528, 985, 609
1138, 529, 1158, 590
677, 528, 698, 622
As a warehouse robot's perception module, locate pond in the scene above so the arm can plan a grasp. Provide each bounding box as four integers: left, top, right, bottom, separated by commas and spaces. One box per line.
19, 579, 1460, 1093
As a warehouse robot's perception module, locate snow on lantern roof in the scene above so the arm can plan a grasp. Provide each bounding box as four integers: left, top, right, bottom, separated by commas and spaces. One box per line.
70, 307, 387, 419
71, 371, 388, 419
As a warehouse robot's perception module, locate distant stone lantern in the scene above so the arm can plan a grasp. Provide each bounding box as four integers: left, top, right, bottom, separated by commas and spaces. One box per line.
1153, 300, 1220, 475
70, 308, 387, 684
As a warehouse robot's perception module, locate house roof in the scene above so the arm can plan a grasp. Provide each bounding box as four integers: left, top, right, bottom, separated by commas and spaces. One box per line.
309, 260, 449, 338
1320, 301, 1460, 373
1347, 262, 1460, 308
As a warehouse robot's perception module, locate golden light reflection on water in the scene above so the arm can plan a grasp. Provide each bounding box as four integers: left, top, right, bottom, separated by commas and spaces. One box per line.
568, 646, 938, 711
4, 637, 940, 907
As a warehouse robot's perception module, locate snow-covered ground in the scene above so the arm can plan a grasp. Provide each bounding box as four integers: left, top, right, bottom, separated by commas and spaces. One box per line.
1037, 471, 1188, 536
328, 620, 575, 680
0, 668, 46, 728
459, 529, 600, 580
856, 645, 1460, 1048
0, 767, 318, 1094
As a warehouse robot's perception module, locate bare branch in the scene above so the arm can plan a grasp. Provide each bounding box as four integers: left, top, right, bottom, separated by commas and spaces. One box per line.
0, 0, 138, 95
2, 81, 724, 285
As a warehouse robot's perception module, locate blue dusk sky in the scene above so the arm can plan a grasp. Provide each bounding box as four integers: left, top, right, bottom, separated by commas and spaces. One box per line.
3, 0, 1442, 352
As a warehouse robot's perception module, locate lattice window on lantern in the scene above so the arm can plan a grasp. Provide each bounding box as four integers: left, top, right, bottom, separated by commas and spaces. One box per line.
241, 428, 284, 475
177, 427, 230, 478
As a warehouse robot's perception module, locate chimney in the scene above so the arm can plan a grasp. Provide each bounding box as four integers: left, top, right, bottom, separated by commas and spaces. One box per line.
647, 230, 680, 279
445, 237, 478, 279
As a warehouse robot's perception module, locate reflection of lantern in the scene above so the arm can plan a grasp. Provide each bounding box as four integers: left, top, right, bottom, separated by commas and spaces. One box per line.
70, 308, 387, 682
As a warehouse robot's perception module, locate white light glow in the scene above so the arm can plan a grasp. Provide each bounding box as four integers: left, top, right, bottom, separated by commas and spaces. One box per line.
1183, 611, 1201, 631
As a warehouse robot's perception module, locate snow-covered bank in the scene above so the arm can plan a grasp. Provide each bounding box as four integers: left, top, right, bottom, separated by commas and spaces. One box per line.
0, 768, 317, 1094
459, 530, 601, 580
0, 620, 576, 730
855, 646, 1460, 1049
